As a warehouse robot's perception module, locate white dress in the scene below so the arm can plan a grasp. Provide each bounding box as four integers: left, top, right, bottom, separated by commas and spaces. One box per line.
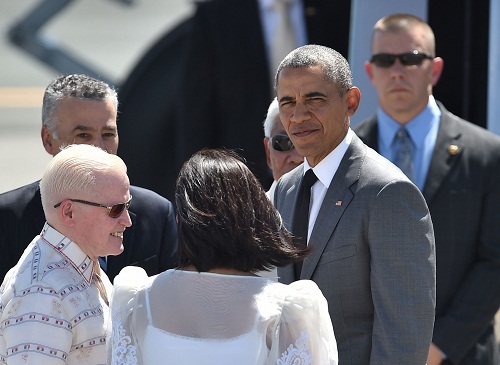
108, 267, 337, 365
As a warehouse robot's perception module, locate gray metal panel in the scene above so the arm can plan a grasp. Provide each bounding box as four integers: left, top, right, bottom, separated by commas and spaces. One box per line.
488, 0, 500, 135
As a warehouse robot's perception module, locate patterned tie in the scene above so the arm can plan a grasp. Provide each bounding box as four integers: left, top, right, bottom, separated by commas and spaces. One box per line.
269, 0, 296, 85
93, 264, 109, 306
393, 127, 415, 182
292, 169, 318, 280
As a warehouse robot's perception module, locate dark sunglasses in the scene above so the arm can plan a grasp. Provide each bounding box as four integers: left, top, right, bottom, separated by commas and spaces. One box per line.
370, 50, 433, 68
270, 134, 294, 152
54, 196, 132, 218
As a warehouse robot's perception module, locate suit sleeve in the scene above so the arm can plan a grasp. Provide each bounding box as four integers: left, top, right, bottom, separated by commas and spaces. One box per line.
432, 148, 500, 363
0, 224, 12, 281
368, 179, 436, 363
158, 199, 178, 270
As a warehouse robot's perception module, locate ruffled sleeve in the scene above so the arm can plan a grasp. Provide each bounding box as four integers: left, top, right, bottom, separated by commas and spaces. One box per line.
267, 280, 338, 365
107, 266, 149, 365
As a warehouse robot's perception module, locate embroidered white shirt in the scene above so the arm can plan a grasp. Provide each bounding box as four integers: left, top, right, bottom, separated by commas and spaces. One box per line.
0, 222, 111, 364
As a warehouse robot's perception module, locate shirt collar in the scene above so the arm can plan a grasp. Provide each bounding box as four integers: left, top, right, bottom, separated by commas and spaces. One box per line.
40, 222, 96, 284
378, 95, 441, 150
302, 128, 353, 188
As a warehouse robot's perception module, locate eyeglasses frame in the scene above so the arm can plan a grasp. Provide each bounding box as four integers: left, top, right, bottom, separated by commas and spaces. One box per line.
53, 195, 132, 218
269, 134, 295, 152
369, 50, 434, 68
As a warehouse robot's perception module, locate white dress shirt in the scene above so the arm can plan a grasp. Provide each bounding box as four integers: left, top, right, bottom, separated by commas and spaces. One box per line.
0, 222, 111, 365
303, 128, 353, 242
266, 180, 278, 204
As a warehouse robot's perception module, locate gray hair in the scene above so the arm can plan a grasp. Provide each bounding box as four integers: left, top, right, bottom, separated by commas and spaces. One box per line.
263, 98, 280, 137
40, 144, 127, 217
42, 74, 118, 137
274, 45, 353, 96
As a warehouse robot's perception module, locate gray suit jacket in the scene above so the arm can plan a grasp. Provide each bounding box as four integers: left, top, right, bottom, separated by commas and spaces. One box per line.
275, 134, 436, 365
355, 103, 500, 364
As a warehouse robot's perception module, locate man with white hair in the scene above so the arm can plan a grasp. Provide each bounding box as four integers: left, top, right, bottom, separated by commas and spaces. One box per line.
0, 144, 131, 364
263, 97, 303, 199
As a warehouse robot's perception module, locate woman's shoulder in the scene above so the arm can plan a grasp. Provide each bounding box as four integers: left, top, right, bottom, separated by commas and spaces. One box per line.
283, 280, 326, 308
287, 279, 322, 294
114, 266, 150, 287
260, 280, 326, 312
112, 266, 156, 301
268, 279, 323, 298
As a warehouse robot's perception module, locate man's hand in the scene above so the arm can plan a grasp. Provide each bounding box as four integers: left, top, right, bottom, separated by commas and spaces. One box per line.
427, 342, 444, 365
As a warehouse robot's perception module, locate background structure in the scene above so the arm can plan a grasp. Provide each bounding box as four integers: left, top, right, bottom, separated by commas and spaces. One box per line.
1, 0, 497, 194
0, 0, 192, 193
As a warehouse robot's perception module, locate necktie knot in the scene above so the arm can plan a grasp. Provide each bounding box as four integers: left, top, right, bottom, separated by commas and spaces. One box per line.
395, 127, 411, 141
302, 169, 318, 189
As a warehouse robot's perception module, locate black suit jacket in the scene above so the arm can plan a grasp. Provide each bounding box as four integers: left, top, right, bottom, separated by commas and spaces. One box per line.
355, 103, 500, 365
117, 0, 351, 201
0, 182, 178, 282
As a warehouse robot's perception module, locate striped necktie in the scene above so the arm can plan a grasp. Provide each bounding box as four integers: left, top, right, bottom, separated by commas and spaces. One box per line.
393, 126, 415, 182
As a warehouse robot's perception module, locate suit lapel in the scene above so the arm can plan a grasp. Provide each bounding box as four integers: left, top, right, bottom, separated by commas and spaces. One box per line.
300, 136, 364, 280
277, 168, 303, 284
354, 113, 379, 150
422, 108, 463, 203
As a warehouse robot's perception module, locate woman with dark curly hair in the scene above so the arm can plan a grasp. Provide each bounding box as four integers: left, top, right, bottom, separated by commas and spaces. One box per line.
108, 149, 337, 365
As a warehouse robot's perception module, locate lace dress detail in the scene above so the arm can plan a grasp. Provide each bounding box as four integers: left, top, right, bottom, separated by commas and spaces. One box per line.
111, 306, 138, 365
278, 330, 312, 365
108, 267, 338, 365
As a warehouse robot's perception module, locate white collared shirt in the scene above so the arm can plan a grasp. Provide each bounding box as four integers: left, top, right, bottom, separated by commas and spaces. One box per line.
303, 128, 354, 242
0, 222, 111, 364
266, 180, 278, 205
